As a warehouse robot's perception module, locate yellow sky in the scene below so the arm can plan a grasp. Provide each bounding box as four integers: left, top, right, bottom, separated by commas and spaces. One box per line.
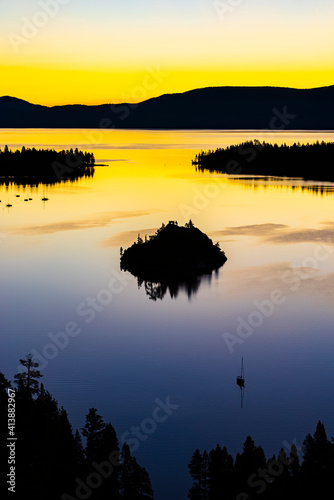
1, 1, 333, 105
1, 65, 333, 106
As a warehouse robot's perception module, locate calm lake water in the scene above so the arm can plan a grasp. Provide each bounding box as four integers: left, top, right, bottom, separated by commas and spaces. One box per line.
1, 129, 334, 499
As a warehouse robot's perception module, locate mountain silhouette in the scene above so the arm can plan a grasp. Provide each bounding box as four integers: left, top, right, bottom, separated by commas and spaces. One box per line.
1, 86, 334, 129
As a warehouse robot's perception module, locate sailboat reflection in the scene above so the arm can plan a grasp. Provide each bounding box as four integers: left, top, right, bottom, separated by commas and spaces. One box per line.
236, 357, 245, 408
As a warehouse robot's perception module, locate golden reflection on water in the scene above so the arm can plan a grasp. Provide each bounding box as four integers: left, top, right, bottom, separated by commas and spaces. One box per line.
1, 129, 334, 241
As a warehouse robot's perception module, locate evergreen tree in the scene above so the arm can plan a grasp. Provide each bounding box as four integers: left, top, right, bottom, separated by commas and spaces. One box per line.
265, 449, 290, 500
284, 443, 301, 500
82, 408, 106, 463
0, 371, 11, 394
208, 444, 234, 500
234, 435, 266, 482
201, 450, 209, 499
188, 448, 209, 499
95, 423, 121, 499
0, 363, 156, 500
120, 442, 154, 500
11, 380, 79, 499
73, 429, 85, 472
14, 353, 43, 397
288, 443, 300, 478
302, 420, 334, 496
57, 407, 80, 494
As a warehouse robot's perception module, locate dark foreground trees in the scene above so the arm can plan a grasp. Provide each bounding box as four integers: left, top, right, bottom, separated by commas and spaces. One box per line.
0, 356, 153, 500
188, 421, 334, 500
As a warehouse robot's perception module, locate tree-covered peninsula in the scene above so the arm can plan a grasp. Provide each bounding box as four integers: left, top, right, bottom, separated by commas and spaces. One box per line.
193, 140, 334, 182
0, 146, 95, 185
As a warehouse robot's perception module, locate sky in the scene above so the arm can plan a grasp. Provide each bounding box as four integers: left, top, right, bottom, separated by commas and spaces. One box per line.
0, 0, 334, 105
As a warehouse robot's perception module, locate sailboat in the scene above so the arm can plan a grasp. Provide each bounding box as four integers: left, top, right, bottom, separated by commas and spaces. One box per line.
236, 357, 245, 408
236, 357, 245, 387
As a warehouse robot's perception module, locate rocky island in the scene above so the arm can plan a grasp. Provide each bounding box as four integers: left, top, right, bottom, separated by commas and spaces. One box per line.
120, 221, 227, 283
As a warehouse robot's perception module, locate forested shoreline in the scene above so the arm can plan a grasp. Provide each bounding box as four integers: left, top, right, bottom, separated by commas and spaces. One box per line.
0, 356, 153, 500
0, 146, 95, 185
187, 420, 334, 499
1, 356, 333, 499
193, 141, 334, 182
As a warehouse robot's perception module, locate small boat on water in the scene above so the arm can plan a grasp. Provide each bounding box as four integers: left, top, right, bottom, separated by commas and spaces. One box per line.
236, 357, 245, 388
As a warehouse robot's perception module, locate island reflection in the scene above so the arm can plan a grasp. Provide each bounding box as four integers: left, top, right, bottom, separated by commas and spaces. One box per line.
136, 272, 218, 300
120, 221, 226, 300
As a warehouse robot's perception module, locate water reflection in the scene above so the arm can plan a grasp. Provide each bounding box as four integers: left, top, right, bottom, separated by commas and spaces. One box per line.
135, 271, 218, 300
236, 357, 245, 409
195, 171, 334, 196
0, 168, 94, 187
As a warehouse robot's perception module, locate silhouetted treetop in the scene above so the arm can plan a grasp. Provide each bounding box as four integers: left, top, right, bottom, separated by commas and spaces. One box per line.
14, 353, 43, 397
120, 443, 154, 500
193, 140, 334, 182
120, 221, 227, 283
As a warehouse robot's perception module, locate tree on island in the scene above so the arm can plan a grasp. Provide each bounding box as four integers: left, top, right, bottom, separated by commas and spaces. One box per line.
120, 221, 227, 300
121, 220, 226, 274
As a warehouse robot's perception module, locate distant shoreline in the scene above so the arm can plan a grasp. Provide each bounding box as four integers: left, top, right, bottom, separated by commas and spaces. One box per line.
0, 146, 95, 186
193, 140, 334, 182
1, 86, 334, 129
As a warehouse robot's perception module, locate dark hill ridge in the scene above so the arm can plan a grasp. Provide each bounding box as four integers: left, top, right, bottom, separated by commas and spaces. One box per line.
1, 85, 334, 129
120, 221, 227, 282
